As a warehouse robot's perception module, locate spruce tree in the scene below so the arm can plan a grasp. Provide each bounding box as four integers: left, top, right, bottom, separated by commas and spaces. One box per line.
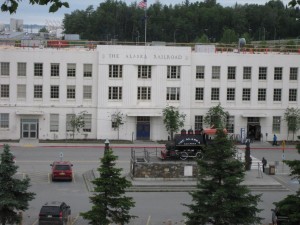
0, 144, 35, 225
183, 130, 262, 225
81, 148, 136, 225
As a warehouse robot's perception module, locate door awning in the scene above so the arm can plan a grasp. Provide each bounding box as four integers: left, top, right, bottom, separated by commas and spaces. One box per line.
16, 110, 44, 115
242, 113, 267, 118
127, 112, 162, 117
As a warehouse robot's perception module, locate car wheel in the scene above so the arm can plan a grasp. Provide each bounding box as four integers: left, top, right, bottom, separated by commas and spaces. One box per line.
180, 151, 188, 160
196, 152, 202, 159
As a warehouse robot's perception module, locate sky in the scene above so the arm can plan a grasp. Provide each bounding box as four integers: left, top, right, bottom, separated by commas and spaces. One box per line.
0, 0, 292, 26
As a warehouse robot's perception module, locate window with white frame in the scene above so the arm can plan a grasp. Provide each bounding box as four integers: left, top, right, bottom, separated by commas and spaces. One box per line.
227, 88, 235, 101
290, 67, 298, 80
289, 89, 297, 102
272, 116, 281, 133
66, 114, 75, 132
166, 87, 180, 100
167, 66, 180, 79
17, 84, 26, 99
195, 115, 203, 130
34, 63, 43, 77
17, 62, 26, 76
273, 88, 282, 101
195, 87, 204, 100
51, 63, 60, 77
196, 66, 205, 79
226, 116, 234, 133
211, 88, 219, 101
259, 67, 267, 80
83, 64, 92, 77
108, 86, 122, 100
258, 88, 266, 101
227, 66, 236, 80
274, 67, 282, 80
1, 62, 9, 76
0, 113, 9, 128
137, 87, 151, 100
0, 84, 9, 98
67, 63, 76, 77
50, 85, 59, 99
138, 65, 151, 79
212, 66, 220, 79
109, 65, 123, 78
83, 85, 92, 99
67, 85, 76, 99
50, 114, 59, 132
34, 85, 43, 99
243, 67, 251, 80
242, 88, 251, 101
83, 114, 92, 132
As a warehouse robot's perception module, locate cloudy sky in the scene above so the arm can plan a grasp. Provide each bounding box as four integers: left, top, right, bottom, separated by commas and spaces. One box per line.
0, 0, 292, 25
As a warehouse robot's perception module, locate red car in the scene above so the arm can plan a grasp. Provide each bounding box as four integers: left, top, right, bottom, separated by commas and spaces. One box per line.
50, 161, 73, 181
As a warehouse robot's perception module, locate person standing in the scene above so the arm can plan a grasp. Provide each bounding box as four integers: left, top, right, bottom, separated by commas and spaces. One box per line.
273, 134, 277, 146
262, 157, 267, 172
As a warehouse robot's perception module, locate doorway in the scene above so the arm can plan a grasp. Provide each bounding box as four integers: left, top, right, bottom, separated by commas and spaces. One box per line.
247, 117, 261, 141
21, 119, 39, 139
136, 116, 150, 140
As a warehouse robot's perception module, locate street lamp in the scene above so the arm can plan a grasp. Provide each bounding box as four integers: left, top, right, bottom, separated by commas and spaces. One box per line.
104, 139, 110, 152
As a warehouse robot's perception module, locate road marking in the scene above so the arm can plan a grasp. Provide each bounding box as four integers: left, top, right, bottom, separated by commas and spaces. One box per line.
73, 171, 76, 183
32, 218, 38, 225
146, 215, 151, 225
71, 214, 79, 225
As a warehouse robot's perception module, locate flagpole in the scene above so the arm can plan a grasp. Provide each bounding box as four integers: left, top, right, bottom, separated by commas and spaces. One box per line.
144, 7, 147, 45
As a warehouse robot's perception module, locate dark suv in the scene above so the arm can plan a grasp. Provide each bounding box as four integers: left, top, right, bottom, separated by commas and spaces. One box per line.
38, 201, 71, 225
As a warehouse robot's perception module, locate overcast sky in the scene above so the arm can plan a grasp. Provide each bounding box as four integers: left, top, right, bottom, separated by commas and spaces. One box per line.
0, 0, 292, 25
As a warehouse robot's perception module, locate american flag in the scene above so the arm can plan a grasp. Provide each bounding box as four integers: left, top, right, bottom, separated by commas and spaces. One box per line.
138, 0, 147, 9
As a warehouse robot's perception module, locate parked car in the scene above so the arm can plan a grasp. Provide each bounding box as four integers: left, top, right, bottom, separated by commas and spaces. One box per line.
50, 161, 73, 181
272, 208, 289, 225
38, 201, 71, 225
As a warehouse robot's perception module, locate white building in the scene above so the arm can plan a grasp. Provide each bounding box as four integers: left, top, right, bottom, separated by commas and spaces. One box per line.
0, 44, 299, 142
10, 18, 23, 32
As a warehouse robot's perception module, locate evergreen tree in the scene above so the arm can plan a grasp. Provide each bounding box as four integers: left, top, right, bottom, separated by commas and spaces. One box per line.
0, 144, 35, 225
81, 148, 136, 225
183, 130, 262, 225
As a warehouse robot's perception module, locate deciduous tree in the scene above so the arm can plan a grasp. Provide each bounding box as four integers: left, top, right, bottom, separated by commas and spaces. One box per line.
284, 107, 300, 141
163, 106, 186, 140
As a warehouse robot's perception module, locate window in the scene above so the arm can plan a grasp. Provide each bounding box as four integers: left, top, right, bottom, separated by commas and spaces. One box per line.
51, 85, 59, 99
272, 116, 281, 133
273, 89, 282, 101
195, 115, 203, 130
227, 66, 236, 80
290, 67, 298, 80
195, 87, 204, 100
227, 88, 235, 101
83, 64, 92, 77
17, 62, 26, 76
67, 63, 76, 77
109, 65, 123, 78
243, 67, 251, 80
17, 84, 26, 99
1, 62, 9, 76
0, 113, 9, 128
0, 85, 9, 98
211, 88, 219, 101
34, 85, 43, 99
166, 87, 180, 101
66, 114, 75, 132
108, 86, 122, 100
67, 85, 76, 99
289, 89, 297, 102
167, 66, 180, 79
83, 85, 92, 99
83, 114, 92, 132
196, 66, 205, 79
137, 87, 151, 100
138, 65, 151, 79
34, 63, 43, 76
226, 116, 235, 133
259, 67, 267, 80
51, 63, 60, 77
212, 66, 220, 79
50, 114, 59, 132
274, 67, 282, 80
242, 88, 251, 101
258, 88, 266, 101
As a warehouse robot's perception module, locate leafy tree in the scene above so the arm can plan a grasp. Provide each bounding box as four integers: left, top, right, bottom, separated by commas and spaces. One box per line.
112, 111, 124, 140
183, 130, 262, 225
204, 103, 229, 129
69, 111, 86, 139
39, 27, 48, 33
1, 0, 69, 14
289, 0, 300, 7
284, 107, 300, 141
81, 148, 136, 225
220, 28, 238, 44
162, 106, 186, 140
0, 144, 35, 225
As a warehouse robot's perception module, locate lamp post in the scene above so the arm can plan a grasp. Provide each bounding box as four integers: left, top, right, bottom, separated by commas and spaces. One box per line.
104, 139, 110, 152
173, 29, 178, 43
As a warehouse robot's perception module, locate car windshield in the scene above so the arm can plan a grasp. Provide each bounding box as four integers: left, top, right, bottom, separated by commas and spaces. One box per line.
54, 165, 70, 171
40, 206, 60, 215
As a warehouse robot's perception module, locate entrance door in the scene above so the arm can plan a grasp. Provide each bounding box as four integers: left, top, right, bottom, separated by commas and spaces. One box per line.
21, 119, 38, 139
247, 117, 261, 141
136, 117, 150, 140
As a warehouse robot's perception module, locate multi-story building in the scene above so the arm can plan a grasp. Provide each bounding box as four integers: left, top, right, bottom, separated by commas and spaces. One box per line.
0, 44, 299, 142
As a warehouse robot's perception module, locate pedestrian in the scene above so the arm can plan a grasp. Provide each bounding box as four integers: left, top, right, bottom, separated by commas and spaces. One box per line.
262, 157, 267, 172
271, 208, 277, 225
273, 134, 277, 146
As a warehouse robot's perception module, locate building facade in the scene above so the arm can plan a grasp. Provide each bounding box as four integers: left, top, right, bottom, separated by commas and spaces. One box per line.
0, 44, 299, 142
